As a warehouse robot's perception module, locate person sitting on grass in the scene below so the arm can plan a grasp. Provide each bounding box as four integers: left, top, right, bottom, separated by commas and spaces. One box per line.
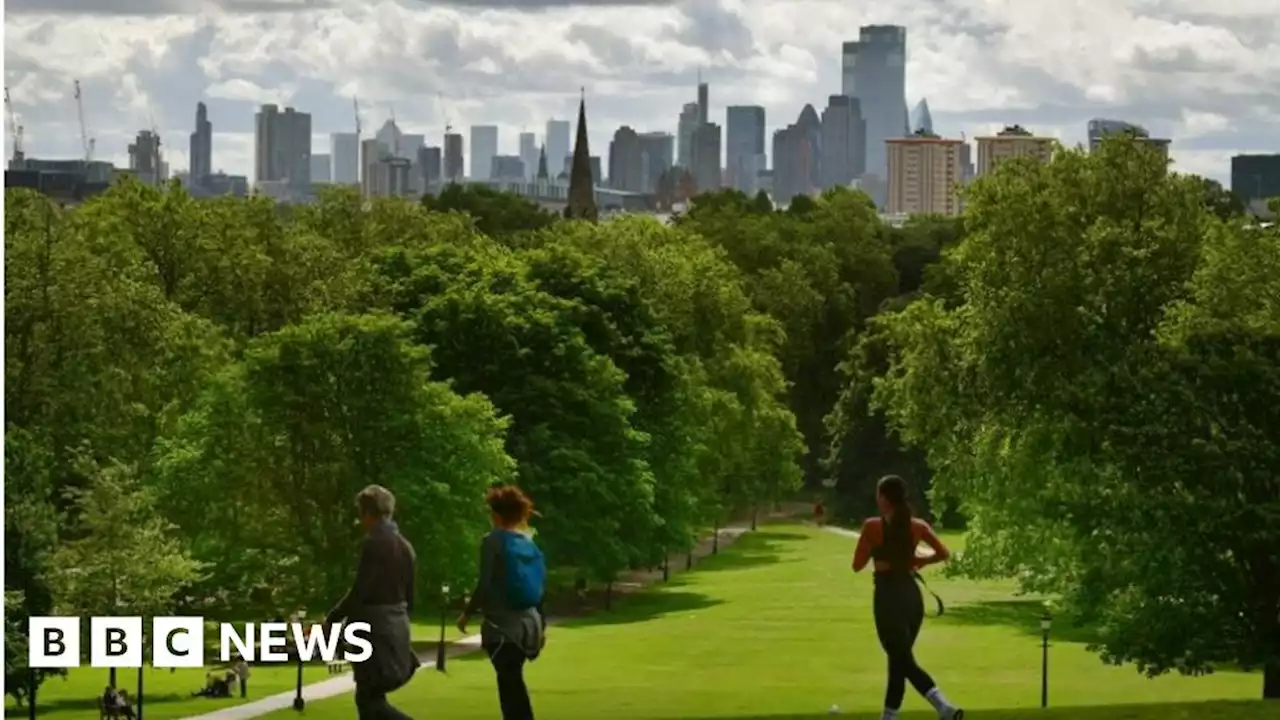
457, 485, 548, 720
115, 690, 135, 720
101, 686, 120, 719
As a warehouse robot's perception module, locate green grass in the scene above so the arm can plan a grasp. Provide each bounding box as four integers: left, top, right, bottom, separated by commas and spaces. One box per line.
247, 524, 1269, 719
2, 621, 463, 720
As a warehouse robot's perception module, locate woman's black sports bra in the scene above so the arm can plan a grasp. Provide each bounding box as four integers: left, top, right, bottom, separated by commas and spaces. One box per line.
870, 515, 914, 574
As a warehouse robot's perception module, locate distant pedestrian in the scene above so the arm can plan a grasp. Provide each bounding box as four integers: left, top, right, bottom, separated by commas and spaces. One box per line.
457, 485, 547, 720
325, 484, 419, 720
851, 475, 964, 720
814, 500, 826, 525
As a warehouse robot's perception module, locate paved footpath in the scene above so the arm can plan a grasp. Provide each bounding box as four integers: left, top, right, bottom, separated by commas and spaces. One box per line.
180, 515, 782, 720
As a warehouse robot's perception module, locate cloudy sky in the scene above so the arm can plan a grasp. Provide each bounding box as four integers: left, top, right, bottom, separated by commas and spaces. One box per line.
4, 0, 1277, 184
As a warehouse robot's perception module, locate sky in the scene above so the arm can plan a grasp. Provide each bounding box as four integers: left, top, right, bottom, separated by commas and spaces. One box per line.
3, 0, 1278, 185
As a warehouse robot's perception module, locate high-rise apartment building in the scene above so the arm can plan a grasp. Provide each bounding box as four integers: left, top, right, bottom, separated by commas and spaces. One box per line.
691, 122, 722, 193
677, 103, 699, 168
886, 132, 965, 217
609, 125, 643, 192
310, 153, 331, 183
842, 25, 909, 205
443, 133, 464, 183
638, 132, 674, 193
189, 102, 212, 187
254, 104, 311, 188
1231, 154, 1280, 207
470, 125, 499, 180
975, 125, 1055, 175
820, 95, 865, 189
519, 132, 537, 180
726, 105, 766, 194
330, 133, 359, 184
545, 119, 571, 178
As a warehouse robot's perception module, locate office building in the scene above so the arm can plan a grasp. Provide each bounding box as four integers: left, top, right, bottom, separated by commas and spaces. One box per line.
545, 119, 571, 179
189, 102, 212, 187
975, 125, 1054, 175
310, 153, 331, 183
820, 95, 866, 189
842, 25, 910, 204
254, 104, 311, 188
638, 132, 674, 193
128, 130, 164, 186
519, 132, 538, 180
491, 155, 526, 181
418, 146, 442, 190
443, 133, 464, 183
886, 131, 965, 216
560, 154, 602, 185
1231, 154, 1280, 207
609, 125, 643, 192
698, 82, 709, 125
772, 104, 822, 203
911, 99, 933, 135
677, 103, 699, 168
1087, 118, 1172, 157
331, 133, 359, 184
470, 125, 499, 180
726, 105, 766, 194
691, 122, 722, 193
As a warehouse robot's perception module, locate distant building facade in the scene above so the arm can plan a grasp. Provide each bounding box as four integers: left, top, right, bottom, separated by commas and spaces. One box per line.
254, 104, 311, 189
886, 132, 965, 216
975, 125, 1055, 175
726, 105, 766, 195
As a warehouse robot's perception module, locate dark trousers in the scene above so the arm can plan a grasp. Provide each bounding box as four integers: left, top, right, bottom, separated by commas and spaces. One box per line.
239, 677, 246, 698
487, 637, 534, 720
874, 574, 937, 710
354, 683, 413, 720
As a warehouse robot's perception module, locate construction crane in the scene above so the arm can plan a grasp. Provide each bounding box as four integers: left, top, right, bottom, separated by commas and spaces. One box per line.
4, 86, 24, 165
73, 79, 95, 162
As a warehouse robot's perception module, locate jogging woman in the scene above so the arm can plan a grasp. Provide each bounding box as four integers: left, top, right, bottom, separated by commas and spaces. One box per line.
852, 475, 964, 720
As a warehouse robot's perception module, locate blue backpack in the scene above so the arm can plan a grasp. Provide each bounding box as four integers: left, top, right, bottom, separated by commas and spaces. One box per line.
498, 530, 545, 610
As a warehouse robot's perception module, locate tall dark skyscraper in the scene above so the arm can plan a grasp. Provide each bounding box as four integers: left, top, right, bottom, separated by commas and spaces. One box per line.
726, 105, 765, 194
691, 122, 722, 193
609, 125, 643, 192
842, 25, 908, 205
189, 102, 212, 186
1231, 154, 1280, 207
697, 81, 709, 126
443, 132, 464, 183
820, 95, 865, 189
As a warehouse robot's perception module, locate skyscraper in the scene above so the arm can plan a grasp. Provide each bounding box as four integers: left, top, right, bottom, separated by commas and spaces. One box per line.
772, 105, 822, 204
545, 119, 571, 179
330, 133, 359, 184
637, 132, 674, 193
677, 103, 699, 168
1230, 154, 1280, 208
698, 81, 709, 126
911, 99, 934, 135
519, 132, 537, 180
254, 104, 311, 188
609, 125, 643, 192
419, 146, 442, 190
842, 25, 909, 205
691, 122, 722, 193
310, 153, 331, 183
444, 133, 464, 183
189, 102, 211, 186
820, 95, 865, 189
470, 125, 499, 180
726, 105, 766, 194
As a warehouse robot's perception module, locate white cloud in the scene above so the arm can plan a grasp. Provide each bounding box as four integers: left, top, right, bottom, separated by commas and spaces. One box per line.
4, 0, 1276, 186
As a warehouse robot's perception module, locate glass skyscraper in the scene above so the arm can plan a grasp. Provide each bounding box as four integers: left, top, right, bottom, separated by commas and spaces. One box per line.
841, 25, 909, 207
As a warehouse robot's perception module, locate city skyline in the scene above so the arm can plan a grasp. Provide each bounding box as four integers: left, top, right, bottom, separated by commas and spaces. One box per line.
4, 1, 1277, 185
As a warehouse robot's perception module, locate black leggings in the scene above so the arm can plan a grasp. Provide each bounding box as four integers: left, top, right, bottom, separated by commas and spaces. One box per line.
487, 637, 534, 720
873, 573, 937, 710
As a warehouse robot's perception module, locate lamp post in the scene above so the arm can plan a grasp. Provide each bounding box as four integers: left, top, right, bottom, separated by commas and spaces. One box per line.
27, 666, 36, 720
437, 583, 450, 672
1040, 610, 1052, 708
291, 611, 305, 712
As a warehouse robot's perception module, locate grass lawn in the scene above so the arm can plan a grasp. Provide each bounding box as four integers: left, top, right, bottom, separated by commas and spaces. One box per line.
256, 524, 1270, 720
2, 621, 465, 720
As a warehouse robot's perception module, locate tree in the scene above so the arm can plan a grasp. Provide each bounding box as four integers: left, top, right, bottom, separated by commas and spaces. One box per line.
49, 461, 204, 686
869, 136, 1280, 696
423, 184, 556, 239
155, 313, 513, 611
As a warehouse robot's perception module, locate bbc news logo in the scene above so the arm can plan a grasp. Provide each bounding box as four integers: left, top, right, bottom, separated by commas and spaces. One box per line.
28, 617, 374, 668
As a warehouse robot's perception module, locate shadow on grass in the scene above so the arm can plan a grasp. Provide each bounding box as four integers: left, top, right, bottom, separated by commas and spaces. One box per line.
686, 532, 797, 574
12, 692, 191, 717
677, 698, 1272, 719
559, 590, 725, 629
941, 599, 1103, 645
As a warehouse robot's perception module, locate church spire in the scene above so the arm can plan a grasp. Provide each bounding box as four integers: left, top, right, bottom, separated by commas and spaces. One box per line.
537, 143, 548, 181
564, 88, 598, 222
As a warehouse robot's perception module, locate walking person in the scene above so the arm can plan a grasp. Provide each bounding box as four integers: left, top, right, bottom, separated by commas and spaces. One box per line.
457, 485, 547, 720
851, 475, 964, 720
325, 485, 420, 720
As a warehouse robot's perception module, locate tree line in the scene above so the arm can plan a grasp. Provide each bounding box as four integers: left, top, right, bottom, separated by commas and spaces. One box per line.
6, 137, 1278, 701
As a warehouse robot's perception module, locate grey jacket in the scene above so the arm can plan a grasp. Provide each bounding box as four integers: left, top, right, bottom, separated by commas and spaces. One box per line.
463, 530, 546, 658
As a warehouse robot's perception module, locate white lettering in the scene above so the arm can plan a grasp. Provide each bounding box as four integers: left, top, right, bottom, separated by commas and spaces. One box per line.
220, 623, 254, 662
341, 622, 373, 663
290, 623, 342, 663
259, 622, 290, 662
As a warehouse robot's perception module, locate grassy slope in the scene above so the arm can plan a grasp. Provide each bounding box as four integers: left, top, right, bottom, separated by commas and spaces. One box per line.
2, 622, 463, 720
250, 524, 1269, 719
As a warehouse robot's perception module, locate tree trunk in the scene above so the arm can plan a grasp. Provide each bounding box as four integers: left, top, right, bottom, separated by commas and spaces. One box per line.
605, 582, 614, 611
